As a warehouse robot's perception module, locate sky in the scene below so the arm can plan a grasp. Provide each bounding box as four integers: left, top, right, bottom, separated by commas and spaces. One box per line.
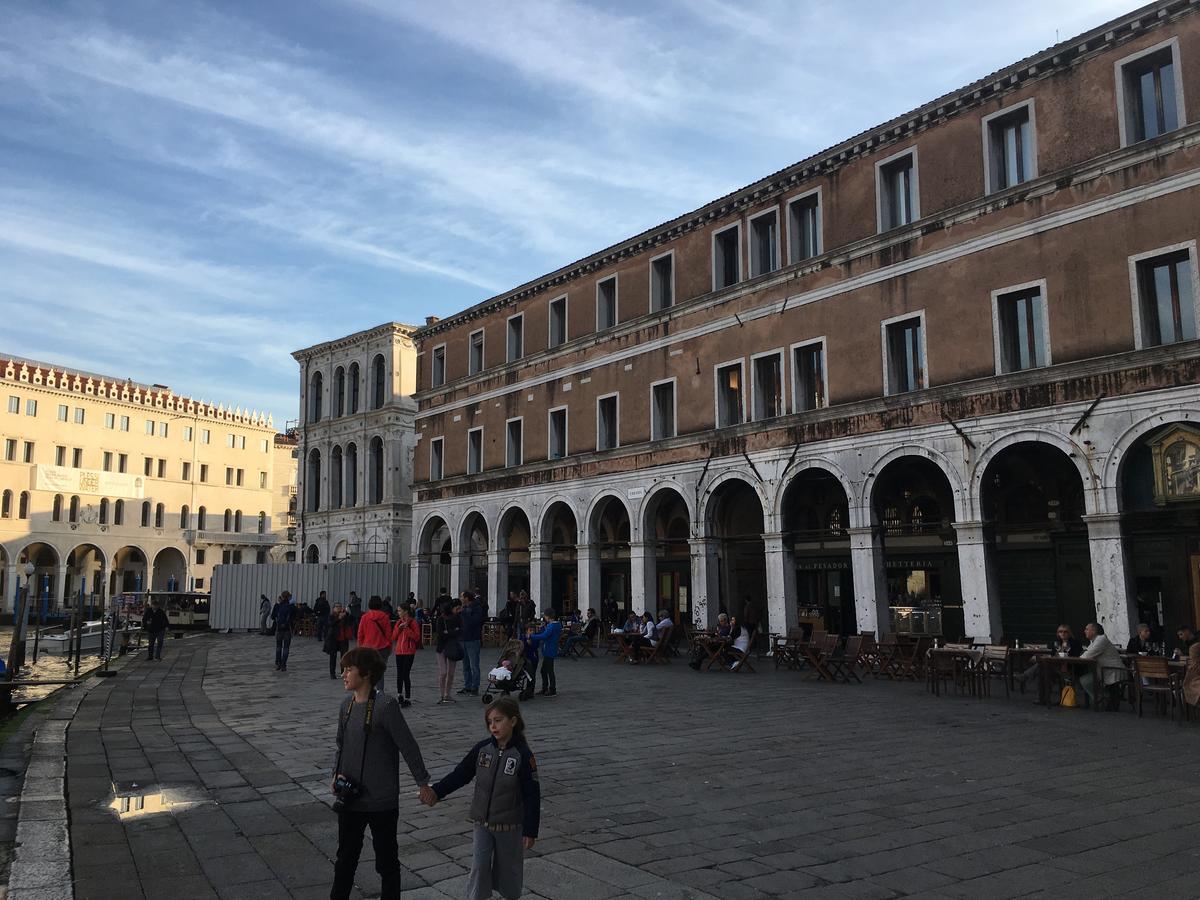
0, 0, 1133, 424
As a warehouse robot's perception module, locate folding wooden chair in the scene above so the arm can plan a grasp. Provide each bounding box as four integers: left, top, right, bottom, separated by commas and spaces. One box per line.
825, 635, 863, 684
797, 634, 838, 681
1134, 656, 1180, 720
637, 626, 673, 664
977, 645, 1010, 699
771, 627, 805, 670
725, 644, 756, 673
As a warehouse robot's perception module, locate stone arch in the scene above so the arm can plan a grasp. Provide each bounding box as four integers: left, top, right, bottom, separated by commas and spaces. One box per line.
417, 512, 453, 554
1104, 407, 1200, 501
969, 429, 1096, 520
111, 545, 149, 594
698, 468, 769, 531
638, 481, 696, 541
773, 456, 858, 524
538, 497, 580, 544
495, 503, 533, 551
305, 544, 320, 564
152, 547, 187, 591
66, 542, 106, 603
862, 443, 967, 520
585, 492, 632, 544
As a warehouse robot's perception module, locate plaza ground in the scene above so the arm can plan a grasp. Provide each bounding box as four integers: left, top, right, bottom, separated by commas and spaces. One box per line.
56, 634, 1200, 899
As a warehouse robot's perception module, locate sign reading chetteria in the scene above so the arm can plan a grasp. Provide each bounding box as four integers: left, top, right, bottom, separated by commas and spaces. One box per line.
34, 465, 146, 499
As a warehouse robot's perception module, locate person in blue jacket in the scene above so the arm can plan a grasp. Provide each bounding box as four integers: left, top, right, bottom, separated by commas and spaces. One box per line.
457, 590, 486, 696
529, 609, 562, 696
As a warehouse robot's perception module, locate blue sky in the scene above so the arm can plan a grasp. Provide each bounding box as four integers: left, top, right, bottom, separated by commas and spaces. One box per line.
0, 0, 1130, 424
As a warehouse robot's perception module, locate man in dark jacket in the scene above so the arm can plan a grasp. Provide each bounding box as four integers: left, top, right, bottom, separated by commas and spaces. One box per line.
314, 590, 331, 642
271, 591, 296, 672
142, 599, 169, 661
457, 591, 486, 696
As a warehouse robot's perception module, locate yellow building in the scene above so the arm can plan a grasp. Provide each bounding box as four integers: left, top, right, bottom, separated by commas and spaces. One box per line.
0, 356, 297, 613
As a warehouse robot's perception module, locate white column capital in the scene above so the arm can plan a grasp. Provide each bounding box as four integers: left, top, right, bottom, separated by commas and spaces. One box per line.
1082, 513, 1123, 541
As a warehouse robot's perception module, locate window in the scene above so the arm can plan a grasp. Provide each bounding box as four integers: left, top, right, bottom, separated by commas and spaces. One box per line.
3, 439, 14, 462
159, 422, 168, 438
372, 355, 386, 408
258, 512, 267, 534
200, 428, 210, 444
197, 507, 207, 530
751, 351, 784, 421
226, 467, 234, 485
256, 550, 266, 565
195, 548, 206, 565
74, 408, 84, 425
22, 441, 33, 463
713, 224, 741, 290
223, 509, 233, 531
876, 148, 919, 232
597, 395, 619, 451
548, 407, 567, 459
1117, 39, 1183, 146
57, 404, 68, 421
114, 499, 124, 525
103, 450, 113, 472
309, 370, 324, 421
469, 330, 485, 375
6, 396, 17, 415
226, 433, 235, 449
1131, 244, 1197, 348
118, 453, 127, 474
993, 281, 1050, 373
55, 445, 66, 467
749, 210, 779, 278
715, 361, 745, 428
18, 491, 28, 519
105, 412, 115, 429
154, 503, 164, 528
429, 437, 444, 480
236, 468, 244, 487
549, 296, 567, 347
184, 425, 193, 442
52, 494, 62, 522
199, 463, 208, 482
983, 101, 1036, 193
120, 415, 130, 431
259, 471, 268, 489
1, 490, 9, 518
650, 252, 674, 312
222, 550, 231, 565
596, 277, 617, 330
95, 496, 106, 523
144, 457, 154, 477
25, 399, 36, 417
468, 427, 483, 474
234, 510, 242, 532
195, 577, 205, 589
505, 418, 523, 467
651, 380, 676, 440
788, 190, 821, 263
793, 340, 828, 413
182, 461, 191, 481
348, 362, 361, 413
232, 550, 243, 565
334, 366, 345, 418
146, 419, 155, 435
883, 313, 927, 394
69, 495, 80, 523
507, 314, 524, 362
180, 505, 190, 529
157, 458, 166, 478
72, 447, 82, 468
431, 345, 446, 388
260, 439, 269, 452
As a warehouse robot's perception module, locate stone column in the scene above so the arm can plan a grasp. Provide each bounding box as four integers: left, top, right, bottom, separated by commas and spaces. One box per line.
576, 543, 600, 618
529, 542, 553, 611
848, 526, 889, 636
689, 537, 720, 630
486, 549, 507, 617
762, 532, 797, 638
629, 542, 651, 616
953, 521, 1003, 643
1083, 513, 1134, 647
3, 565, 15, 616
144, 562, 155, 596
410, 554, 430, 606
449, 551, 468, 598
53, 563, 67, 610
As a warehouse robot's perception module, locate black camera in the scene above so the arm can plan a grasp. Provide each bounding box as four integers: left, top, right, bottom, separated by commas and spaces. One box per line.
331, 773, 362, 813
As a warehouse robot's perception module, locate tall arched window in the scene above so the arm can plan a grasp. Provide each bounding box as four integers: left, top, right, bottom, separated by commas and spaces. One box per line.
223, 508, 233, 532
99, 498, 109, 524
306, 544, 320, 563
114, 499, 124, 525
309, 370, 324, 422
345, 442, 358, 507
197, 506, 207, 530
307, 449, 322, 512
180, 505, 190, 529
348, 362, 360, 413
334, 366, 345, 418
0, 490, 11, 518
371, 355, 386, 409
258, 511, 267, 534
154, 503, 164, 528
70, 495, 80, 523
141, 501, 151, 527
369, 436, 384, 504
18, 491, 29, 519
234, 510, 243, 533
331, 445, 343, 508
52, 494, 63, 522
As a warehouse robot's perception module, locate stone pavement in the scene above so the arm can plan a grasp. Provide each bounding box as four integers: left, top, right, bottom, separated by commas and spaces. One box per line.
66, 633, 1200, 899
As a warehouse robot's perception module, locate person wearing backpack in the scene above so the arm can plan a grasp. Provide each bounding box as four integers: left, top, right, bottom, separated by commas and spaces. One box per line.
142, 598, 169, 661
270, 591, 296, 672
357, 596, 393, 664
325, 603, 355, 680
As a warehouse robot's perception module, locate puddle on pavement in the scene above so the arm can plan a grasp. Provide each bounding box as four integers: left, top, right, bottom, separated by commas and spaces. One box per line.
104, 782, 213, 821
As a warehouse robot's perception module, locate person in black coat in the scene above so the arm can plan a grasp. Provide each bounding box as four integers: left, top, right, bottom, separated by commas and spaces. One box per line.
142, 599, 169, 661
434, 600, 463, 704
1126, 623, 1158, 655
313, 591, 331, 642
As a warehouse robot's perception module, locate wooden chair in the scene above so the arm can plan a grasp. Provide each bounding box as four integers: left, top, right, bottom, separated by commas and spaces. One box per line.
977, 645, 1010, 699
637, 626, 673, 664
725, 643, 756, 673
772, 628, 806, 670
825, 635, 863, 684
1133, 656, 1180, 720
797, 633, 839, 681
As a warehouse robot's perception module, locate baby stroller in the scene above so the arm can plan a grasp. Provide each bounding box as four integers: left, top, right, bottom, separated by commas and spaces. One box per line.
482, 639, 535, 703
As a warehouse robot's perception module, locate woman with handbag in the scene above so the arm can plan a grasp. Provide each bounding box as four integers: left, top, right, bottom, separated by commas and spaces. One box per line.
325, 604, 355, 679
435, 598, 464, 704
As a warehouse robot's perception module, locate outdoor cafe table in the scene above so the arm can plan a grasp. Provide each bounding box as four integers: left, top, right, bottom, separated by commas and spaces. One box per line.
1036, 654, 1101, 710
613, 631, 639, 663
691, 632, 729, 670
1006, 647, 1044, 691
926, 647, 981, 696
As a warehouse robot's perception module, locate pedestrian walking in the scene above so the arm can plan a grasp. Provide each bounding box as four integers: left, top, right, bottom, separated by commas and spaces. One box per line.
331, 647, 434, 900
357, 596, 394, 664
458, 590, 485, 697
392, 605, 421, 706
142, 598, 168, 661
313, 590, 331, 642
529, 610, 562, 696
348, 591, 362, 628
270, 591, 296, 671
258, 594, 272, 635
435, 598, 463, 704
325, 603, 354, 679
423, 697, 541, 900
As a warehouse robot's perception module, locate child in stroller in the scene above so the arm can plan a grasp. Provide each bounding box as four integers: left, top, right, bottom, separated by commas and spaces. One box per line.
482, 639, 535, 703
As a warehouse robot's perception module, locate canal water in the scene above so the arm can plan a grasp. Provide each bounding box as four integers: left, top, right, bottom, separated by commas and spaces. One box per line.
0, 626, 105, 704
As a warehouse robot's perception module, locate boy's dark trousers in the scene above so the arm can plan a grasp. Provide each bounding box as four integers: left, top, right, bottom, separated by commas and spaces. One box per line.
540, 657, 556, 693
331, 808, 400, 900
275, 630, 292, 668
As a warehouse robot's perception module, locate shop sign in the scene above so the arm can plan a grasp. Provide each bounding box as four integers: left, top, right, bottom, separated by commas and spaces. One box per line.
35, 465, 145, 498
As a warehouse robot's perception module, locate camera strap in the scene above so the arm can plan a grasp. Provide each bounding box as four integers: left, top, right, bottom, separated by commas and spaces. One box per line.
334, 692, 376, 780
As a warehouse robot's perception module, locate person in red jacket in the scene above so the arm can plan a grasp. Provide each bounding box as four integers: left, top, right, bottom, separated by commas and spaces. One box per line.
392, 605, 422, 707
357, 596, 393, 663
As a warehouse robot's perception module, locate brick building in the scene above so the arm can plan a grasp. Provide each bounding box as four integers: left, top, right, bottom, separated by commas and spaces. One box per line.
409, 0, 1200, 648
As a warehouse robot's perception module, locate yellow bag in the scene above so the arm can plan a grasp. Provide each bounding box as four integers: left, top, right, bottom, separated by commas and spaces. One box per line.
1060, 684, 1077, 708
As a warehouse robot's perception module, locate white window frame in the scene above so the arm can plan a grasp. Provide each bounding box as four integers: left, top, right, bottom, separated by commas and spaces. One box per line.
547, 405, 569, 460
649, 250, 675, 312
467, 426, 484, 475
981, 99, 1039, 195
712, 358, 747, 429
990, 278, 1053, 374
548, 294, 569, 348
505, 416, 524, 468
874, 146, 921, 234
506, 313, 524, 363
596, 392, 620, 452
431, 342, 447, 388
790, 337, 829, 413
468, 328, 485, 375
785, 186, 823, 264
1115, 36, 1187, 148
747, 208, 781, 279
1128, 240, 1200, 350
649, 377, 678, 441
711, 221, 743, 291
596, 276, 618, 331
749, 348, 786, 421
429, 436, 444, 481
880, 309, 929, 395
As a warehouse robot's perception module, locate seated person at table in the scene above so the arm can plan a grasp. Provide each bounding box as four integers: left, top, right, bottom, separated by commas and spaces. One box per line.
1079, 623, 1126, 709
1183, 642, 1200, 709
688, 614, 735, 669
1018, 625, 1082, 688
1174, 625, 1198, 659
1126, 622, 1157, 655
722, 617, 753, 667
618, 613, 640, 635
562, 609, 600, 655
655, 609, 674, 638
715, 613, 732, 638
628, 612, 657, 656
